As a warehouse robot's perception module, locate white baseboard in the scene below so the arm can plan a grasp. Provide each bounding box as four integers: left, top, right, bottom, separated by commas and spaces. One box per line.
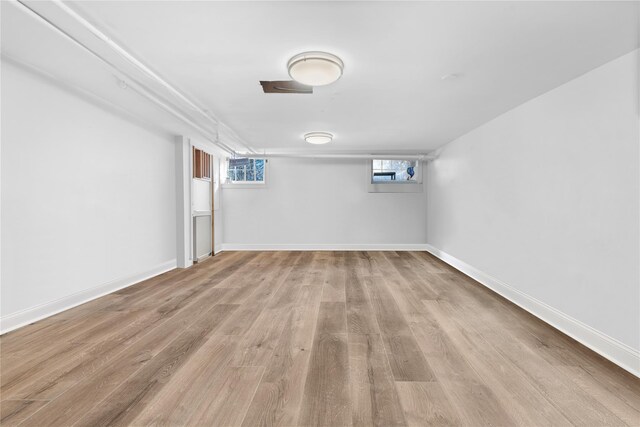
214, 244, 223, 255
0, 260, 177, 335
425, 245, 640, 378
220, 243, 429, 251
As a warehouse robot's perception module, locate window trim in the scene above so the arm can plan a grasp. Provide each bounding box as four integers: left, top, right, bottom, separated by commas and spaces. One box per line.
367, 159, 423, 193
222, 158, 269, 189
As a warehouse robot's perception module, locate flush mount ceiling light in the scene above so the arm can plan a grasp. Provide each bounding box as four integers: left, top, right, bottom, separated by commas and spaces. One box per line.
441, 73, 461, 80
304, 131, 333, 144
288, 51, 344, 86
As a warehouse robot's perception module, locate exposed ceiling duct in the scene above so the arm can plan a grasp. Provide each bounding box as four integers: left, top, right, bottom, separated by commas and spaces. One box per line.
10, 0, 254, 155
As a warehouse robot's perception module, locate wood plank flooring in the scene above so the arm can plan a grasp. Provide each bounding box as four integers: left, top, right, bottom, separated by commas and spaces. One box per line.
1, 251, 639, 426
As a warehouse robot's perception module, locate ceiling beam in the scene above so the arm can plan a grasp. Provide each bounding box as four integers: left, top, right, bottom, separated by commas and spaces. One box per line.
234, 152, 436, 161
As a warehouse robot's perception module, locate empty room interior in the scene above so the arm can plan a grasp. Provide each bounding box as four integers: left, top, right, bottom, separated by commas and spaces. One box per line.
1, 1, 639, 426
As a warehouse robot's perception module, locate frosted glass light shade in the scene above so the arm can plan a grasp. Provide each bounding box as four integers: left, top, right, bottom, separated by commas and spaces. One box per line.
288, 52, 344, 86
304, 132, 333, 144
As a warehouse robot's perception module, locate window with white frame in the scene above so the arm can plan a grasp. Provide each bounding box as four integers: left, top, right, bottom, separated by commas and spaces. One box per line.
226, 158, 266, 184
368, 159, 422, 193
371, 159, 418, 183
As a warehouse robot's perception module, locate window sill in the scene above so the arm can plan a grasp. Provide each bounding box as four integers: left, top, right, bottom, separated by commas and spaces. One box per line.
368, 182, 423, 193
222, 183, 268, 189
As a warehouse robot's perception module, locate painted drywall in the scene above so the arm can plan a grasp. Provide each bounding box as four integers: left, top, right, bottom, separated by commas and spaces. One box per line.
213, 156, 224, 253
1, 60, 177, 328
222, 158, 427, 248
426, 50, 639, 354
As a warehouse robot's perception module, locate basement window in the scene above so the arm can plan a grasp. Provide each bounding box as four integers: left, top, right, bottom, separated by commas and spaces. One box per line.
368, 159, 423, 193
223, 158, 267, 188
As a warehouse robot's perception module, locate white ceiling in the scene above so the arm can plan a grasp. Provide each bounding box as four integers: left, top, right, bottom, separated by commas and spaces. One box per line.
3, 1, 639, 153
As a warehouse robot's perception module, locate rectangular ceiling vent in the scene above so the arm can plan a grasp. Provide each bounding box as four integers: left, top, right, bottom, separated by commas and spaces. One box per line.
259, 80, 312, 94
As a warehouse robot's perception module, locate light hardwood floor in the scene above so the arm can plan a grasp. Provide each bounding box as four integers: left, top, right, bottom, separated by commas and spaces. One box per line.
1, 251, 639, 426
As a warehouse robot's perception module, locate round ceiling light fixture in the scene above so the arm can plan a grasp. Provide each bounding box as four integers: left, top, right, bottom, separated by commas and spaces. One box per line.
304, 131, 333, 145
288, 51, 344, 86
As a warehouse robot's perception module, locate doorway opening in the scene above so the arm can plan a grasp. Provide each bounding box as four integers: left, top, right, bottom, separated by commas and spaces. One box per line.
192, 147, 214, 263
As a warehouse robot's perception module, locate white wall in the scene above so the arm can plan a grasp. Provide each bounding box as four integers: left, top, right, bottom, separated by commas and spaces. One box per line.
213, 157, 224, 253
1, 61, 178, 331
426, 51, 639, 360
222, 158, 427, 249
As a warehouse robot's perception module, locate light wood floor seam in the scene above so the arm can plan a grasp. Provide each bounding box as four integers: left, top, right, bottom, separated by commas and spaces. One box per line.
1, 251, 638, 426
